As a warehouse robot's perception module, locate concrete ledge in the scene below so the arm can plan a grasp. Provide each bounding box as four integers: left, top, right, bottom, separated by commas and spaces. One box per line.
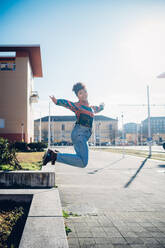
0, 171, 55, 188
0, 189, 68, 248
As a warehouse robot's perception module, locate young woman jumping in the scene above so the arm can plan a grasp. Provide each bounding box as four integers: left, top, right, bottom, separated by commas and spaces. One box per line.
43, 82, 104, 168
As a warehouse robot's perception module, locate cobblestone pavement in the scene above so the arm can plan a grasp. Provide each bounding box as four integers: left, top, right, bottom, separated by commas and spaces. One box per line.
55, 147, 165, 248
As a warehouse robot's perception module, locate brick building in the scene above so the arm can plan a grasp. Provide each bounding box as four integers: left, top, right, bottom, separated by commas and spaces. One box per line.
0, 45, 42, 142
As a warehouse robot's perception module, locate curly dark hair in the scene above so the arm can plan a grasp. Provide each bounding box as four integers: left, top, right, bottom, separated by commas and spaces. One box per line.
72, 82, 86, 96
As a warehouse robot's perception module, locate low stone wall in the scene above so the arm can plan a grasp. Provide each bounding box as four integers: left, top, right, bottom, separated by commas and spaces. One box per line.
0, 171, 55, 188
0, 189, 69, 248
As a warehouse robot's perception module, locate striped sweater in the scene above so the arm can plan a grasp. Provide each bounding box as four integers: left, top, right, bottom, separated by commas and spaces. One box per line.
56, 99, 104, 128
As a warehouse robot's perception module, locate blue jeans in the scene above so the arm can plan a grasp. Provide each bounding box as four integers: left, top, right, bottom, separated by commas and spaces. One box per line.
56, 124, 92, 167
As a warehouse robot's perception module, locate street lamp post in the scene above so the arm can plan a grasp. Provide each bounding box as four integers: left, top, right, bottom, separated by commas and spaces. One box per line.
147, 85, 152, 157
136, 124, 139, 146
39, 112, 42, 142
48, 102, 51, 148
99, 122, 101, 146
140, 123, 143, 146
21, 123, 24, 142
121, 113, 125, 158
93, 119, 96, 146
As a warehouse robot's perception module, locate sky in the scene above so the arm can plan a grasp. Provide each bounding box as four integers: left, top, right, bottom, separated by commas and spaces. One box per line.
1, 0, 165, 128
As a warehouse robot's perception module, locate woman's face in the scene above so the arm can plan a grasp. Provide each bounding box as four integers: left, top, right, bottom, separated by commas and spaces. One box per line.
77, 88, 88, 102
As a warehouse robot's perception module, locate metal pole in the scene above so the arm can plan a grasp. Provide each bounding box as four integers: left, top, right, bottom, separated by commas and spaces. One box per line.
39, 112, 41, 142
147, 85, 152, 156
121, 113, 125, 158
141, 123, 143, 146
93, 119, 96, 146
136, 124, 139, 146
114, 124, 116, 146
52, 118, 55, 145
21, 123, 24, 142
48, 102, 51, 148
99, 122, 101, 146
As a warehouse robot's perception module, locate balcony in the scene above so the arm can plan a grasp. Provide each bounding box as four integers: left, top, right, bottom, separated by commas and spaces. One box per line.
30, 91, 39, 103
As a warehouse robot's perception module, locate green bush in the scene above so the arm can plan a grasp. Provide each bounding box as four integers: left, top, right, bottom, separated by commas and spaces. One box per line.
14, 142, 28, 152
27, 142, 47, 152
0, 138, 21, 169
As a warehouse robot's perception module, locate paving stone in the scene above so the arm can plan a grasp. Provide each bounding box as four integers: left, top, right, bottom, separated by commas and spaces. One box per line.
130, 245, 147, 248
157, 237, 165, 245
141, 237, 160, 244
158, 227, 165, 232
150, 232, 165, 238
80, 244, 96, 248
69, 245, 80, 248
68, 237, 80, 246
67, 231, 77, 238
91, 231, 107, 238
145, 226, 162, 232
134, 231, 153, 238
95, 244, 114, 248
87, 221, 101, 227
125, 237, 144, 245
119, 231, 138, 237
76, 231, 94, 238
145, 244, 165, 248
78, 237, 96, 247
75, 226, 92, 232
113, 245, 132, 248
140, 222, 155, 227
108, 237, 128, 245
94, 237, 112, 244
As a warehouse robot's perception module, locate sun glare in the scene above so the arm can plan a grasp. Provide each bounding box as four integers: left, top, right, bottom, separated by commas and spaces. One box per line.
120, 17, 165, 78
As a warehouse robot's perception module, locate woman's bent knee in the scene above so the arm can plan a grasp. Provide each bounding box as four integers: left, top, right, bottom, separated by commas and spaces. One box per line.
81, 160, 88, 168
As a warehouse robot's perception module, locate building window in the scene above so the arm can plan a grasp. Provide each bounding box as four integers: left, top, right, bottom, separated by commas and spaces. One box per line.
61, 124, 65, 131
0, 61, 16, 71
0, 119, 5, 128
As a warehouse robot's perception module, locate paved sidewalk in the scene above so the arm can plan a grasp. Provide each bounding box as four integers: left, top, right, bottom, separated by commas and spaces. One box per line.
55, 147, 165, 248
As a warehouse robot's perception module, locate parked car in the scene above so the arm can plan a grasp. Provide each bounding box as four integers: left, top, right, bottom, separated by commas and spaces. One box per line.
100, 142, 111, 146
54, 141, 72, 146
162, 142, 165, 150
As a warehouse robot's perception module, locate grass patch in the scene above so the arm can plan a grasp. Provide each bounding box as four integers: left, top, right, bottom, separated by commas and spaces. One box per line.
93, 147, 165, 161
62, 210, 80, 218
16, 152, 44, 163
0, 152, 44, 171
62, 210, 72, 236
62, 210, 70, 219
62, 210, 81, 236
65, 226, 72, 236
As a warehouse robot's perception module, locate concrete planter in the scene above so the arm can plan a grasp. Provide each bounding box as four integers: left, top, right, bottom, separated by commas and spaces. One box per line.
0, 171, 55, 188
0, 189, 69, 248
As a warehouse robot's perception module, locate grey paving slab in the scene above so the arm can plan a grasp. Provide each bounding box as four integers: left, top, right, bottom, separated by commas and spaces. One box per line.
29, 189, 62, 216
55, 147, 165, 248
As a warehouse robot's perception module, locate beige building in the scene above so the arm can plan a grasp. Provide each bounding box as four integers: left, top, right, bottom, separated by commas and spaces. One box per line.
142, 117, 165, 144
34, 115, 118, 145
0, 45, 42, 142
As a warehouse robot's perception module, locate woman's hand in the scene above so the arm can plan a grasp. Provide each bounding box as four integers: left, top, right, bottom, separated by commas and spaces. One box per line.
49, 95, 57, 104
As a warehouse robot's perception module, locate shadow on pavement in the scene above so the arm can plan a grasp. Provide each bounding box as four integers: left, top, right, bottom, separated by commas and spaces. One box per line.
87, 157, 125, 174
124, 155, 151, 188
